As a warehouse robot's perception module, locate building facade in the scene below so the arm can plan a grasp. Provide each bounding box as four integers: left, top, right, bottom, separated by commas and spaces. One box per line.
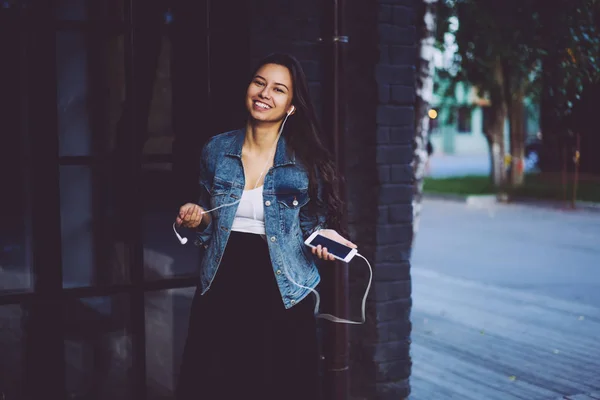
428, 55, 540, 157
0, 0, 416, 398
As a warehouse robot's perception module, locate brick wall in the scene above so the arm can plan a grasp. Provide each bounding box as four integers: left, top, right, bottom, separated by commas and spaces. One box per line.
346, 0, 416, 399
248, 0, 324, 119
246, 0, 416, 398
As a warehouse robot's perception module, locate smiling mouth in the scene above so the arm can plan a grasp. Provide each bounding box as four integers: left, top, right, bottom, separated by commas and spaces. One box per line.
254, 101, 271, 110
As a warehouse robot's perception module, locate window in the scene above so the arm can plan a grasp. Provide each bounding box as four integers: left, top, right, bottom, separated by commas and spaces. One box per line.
0, 2, 249, 398
429, 109, 439, 133
457, 106, 472, 133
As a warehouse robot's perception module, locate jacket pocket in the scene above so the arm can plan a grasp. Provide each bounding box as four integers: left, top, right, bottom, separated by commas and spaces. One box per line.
276, 190, 310, 209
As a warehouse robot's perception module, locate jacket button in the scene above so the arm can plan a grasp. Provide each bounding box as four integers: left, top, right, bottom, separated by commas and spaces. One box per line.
270, 236, 276, 242
276, 269, 282, 275
292, 200, 299, 206
265, 200, 271, 206
290, 300, 296, 305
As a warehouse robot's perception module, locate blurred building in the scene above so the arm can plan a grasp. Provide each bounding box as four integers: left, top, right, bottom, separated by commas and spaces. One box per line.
426, 30, 540, 158
428, 80, 540, 157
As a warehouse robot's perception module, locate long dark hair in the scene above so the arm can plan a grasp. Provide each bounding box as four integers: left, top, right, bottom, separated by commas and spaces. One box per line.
249, 53, 346, 235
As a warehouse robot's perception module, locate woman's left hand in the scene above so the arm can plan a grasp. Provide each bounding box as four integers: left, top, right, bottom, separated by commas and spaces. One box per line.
312, 229, 357, 261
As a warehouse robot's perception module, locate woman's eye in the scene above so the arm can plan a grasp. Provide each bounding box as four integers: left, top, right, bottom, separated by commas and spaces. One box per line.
275, 88, 284, 93
254, 80, 265, 86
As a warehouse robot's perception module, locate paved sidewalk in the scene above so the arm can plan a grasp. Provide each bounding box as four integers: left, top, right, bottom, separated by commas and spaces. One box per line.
410, 268, 600, 400
409, 198, 600, 400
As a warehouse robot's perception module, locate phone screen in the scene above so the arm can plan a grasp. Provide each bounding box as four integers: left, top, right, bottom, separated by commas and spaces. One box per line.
308, 234, 353, 259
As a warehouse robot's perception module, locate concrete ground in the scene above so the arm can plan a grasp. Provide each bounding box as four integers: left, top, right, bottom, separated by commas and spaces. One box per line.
409, 198, 600, 399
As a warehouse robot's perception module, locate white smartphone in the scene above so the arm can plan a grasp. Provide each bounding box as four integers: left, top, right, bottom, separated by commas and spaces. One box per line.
304, 231, 358, 263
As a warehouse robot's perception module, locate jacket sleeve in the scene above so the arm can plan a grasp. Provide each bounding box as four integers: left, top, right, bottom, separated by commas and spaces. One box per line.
299, 167, 328, 240
193, 141, 215, 249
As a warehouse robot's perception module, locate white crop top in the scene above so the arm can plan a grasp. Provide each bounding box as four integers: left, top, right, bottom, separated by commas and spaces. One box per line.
231, 185, 266, 235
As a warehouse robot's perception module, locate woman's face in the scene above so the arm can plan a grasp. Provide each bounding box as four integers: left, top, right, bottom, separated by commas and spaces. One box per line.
246, 63, 294, 123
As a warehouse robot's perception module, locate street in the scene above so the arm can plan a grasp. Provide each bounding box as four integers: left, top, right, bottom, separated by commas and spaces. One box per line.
428, 154, 491, 178
427, 153, 540, 178
409, 198, 600, 400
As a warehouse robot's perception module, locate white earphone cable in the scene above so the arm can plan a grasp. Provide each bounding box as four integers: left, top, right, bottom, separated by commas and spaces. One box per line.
172, 110, 372, 324
279, 252, 372, 324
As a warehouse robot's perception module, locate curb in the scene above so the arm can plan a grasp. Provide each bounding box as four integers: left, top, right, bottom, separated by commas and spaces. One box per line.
422, 192, 468, 203
424, 192, 600, 213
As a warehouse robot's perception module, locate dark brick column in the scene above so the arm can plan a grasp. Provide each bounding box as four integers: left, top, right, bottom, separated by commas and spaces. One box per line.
245, 0, 416, 398
345, 0, 416, 399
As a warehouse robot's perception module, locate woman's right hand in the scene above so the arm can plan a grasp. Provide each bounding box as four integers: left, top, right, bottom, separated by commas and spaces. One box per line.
176, 203, 205, 229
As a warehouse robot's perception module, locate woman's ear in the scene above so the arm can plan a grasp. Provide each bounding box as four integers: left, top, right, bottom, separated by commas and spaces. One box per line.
288, 105, 295, 116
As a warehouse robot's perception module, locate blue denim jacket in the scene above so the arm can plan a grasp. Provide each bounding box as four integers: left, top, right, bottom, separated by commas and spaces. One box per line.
193, 129, 327, 309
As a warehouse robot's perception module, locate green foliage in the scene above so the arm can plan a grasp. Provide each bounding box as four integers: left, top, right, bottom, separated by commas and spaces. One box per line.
424, 175, 495, 196
539, 2, 600, 115
436, 0, 600, 117
424, 174, 600, 202
432, 71, 460, 125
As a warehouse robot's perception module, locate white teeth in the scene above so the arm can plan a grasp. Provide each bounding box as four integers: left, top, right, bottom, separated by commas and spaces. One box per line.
255, 101, 270, 109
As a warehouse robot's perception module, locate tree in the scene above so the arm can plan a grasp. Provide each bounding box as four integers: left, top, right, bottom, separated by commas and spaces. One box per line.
436, 0, 600, 188
413, 0, 438, 244
537, 2, 600, 118
538, 3, 600, 176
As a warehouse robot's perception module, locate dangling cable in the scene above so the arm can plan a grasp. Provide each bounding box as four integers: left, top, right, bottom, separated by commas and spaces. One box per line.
279, 250, 372, 324
173, 113, 290, 242
172, 111, 372, 324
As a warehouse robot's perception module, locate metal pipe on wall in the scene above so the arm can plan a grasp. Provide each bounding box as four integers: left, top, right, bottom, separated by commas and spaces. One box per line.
321, 0, 350, 398
23, 2, 67, 398
122, 0, 148, 398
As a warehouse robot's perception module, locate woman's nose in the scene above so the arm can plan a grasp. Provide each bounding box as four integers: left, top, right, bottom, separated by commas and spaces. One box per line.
259, 87, 271, 99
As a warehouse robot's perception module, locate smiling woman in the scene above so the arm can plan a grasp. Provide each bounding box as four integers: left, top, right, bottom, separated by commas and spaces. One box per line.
247, 64, 295, 123
173, 53, 356, 400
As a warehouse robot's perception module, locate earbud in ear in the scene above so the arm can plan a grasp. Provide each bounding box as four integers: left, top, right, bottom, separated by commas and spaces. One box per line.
288, 105, 295, 116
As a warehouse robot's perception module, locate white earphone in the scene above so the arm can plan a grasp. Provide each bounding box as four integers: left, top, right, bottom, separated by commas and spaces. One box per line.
173, 222, 188, 244
172, 108, 292, 245
171, 106, 373, 325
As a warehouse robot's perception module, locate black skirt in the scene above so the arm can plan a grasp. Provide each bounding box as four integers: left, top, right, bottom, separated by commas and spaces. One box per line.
176, 231, 321, 400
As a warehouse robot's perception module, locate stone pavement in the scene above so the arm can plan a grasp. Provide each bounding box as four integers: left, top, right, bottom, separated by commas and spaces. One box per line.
409, 198, 600, 400
410, 268, 600, 400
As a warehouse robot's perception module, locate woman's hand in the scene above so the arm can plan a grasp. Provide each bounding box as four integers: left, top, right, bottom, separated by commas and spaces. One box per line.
312, 229, 357, 261
176, 203, 205, 229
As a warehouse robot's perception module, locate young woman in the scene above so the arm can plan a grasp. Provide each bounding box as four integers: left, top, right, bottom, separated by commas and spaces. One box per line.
174, 53, 356, 399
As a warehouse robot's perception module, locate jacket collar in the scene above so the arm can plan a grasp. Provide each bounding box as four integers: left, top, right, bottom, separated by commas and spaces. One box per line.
225, 128, 296, 167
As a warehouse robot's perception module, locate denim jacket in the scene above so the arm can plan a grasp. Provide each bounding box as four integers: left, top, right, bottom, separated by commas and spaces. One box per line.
193, 129, 327, 309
